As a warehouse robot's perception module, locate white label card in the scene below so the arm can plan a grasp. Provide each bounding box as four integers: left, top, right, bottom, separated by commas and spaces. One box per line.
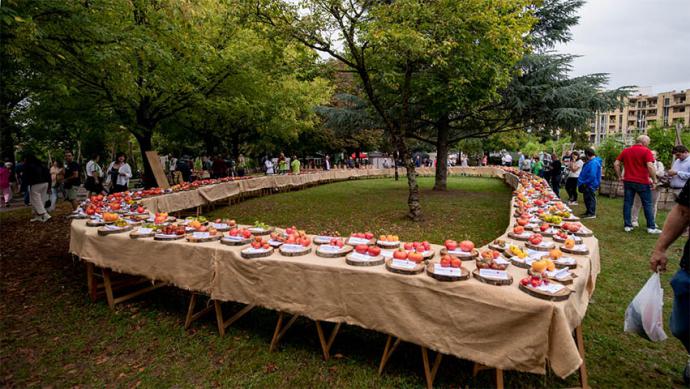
448, 249, 473, 256
193, 232, 210, 239
546, 268, 570, 280
556, 257, 576, 265
244, 247, 267, 254
348, 237, 370, 245
434, 266, 461, 276
282, 244, 304, 252
380, 250, 394, 258
574, 244, 588, 251
105, 225, 121, 230
479, 269, 509, 280
391, 259, 417, 269
225, 235, 244, 241
320, 245, 341, 253
212, 223, 228, 229
138, 228, 153, 234
537, 283, 565, 294
350, 252, 375, 261
494, 257, 510, 265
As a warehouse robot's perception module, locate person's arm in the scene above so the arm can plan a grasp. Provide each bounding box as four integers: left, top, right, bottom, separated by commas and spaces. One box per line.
119, 164, 132, 178
677, 169, 690, 180
646, 161, 657, 184
650, 203, 690, 271
614, 160, 622, 180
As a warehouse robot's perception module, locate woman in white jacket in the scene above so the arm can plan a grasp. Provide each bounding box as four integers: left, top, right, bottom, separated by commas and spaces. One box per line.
106, 152, 132, 193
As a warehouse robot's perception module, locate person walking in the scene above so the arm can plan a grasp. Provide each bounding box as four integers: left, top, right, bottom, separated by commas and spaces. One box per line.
577, 148, 602, 219
668, 145, 690, 196
85, 153, 104, 196
549, 153, 562, 198
0, 160, 11, 207
290, 155, 301, 175
649, 179, 690, 384
565, 151, 583, 205
614, 135, 662, 233
324, 155, 331, 171
47, 160, 64, 213
278, 153, 288, 175
632, 150, 664, 228
24, 154, 51, 222
106, 152, 132, 193
264, 157, 275, 175
63, 151, 81, 211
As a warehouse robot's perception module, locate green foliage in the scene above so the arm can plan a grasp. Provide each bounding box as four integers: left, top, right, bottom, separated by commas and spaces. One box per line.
596, 136, 624, 179
647, 125, 690, 167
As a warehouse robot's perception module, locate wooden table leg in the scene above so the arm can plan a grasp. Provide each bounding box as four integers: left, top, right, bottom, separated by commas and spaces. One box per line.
575, 325, 589, 389
472, 363, 504, 389
315, 321, 341, 360
184, 293, 214, 330
378, 335, 401, 375
86, 262, 98, 302
101, 268, 167, 309
269, 312, 299, 352
420, 346, 443, 389
213, 301, 256, 337
102, 268, 115, 308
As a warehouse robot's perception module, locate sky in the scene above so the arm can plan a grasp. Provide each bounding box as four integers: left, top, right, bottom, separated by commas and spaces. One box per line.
554, 0, 690, 94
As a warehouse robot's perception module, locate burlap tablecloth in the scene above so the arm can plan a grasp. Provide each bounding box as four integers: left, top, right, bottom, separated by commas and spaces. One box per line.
69, 168, 599, 378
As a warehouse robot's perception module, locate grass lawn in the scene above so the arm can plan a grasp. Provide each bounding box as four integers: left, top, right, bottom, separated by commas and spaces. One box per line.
1, 176, 687, 388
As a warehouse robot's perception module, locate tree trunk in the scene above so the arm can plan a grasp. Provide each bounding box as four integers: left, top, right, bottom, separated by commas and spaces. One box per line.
133, 131, 154, 188
393, 134, 422, 221
433, 115, 450, 191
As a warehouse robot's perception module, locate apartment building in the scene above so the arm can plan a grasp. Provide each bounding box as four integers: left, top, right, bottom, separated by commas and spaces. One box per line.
591, 89, 689, 144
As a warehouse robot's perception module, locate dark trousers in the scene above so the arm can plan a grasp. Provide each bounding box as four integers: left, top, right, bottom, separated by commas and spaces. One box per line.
580, 184, 597, 215
551, 175, 561, 199
623, 181, 655, 228
670, 269, 690, 353
565, 177, 578, 202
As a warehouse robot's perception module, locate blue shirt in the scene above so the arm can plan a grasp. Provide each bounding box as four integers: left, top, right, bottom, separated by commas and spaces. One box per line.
578, 156, 602, 189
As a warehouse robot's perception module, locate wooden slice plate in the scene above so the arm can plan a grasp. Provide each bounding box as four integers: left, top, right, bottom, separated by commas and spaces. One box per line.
209, 223, 232, 232
426, 263, 470, 282
220, 236, 252, 246
562, 215, 580, 222
154, 233, 186, 241
560, 244, 590, 255
553, 257, 578, 269
472, 269, 513, 285
186, 234, 222, 243
68, 214, 89, 220
97, 225, 133, 236
86, 220, 107, 227
384, 258, 425, 275
488, 242, 507, 252
279, 244, 312, 257
442, 248, 478, 261
345, 252, 384, 267
519, 283, 572, 301
532, 227, 557, 237
248, 226, 275, 236
573, 228, 594, 237
552, 234, 582, 244
509, 256, 532, 269
130, 229, 156, 239
316, 245, 353, 258
313, 236, 340, 245
377, 240, 401, 249
528, 268, 577, 285
525, 241, 556, 252
507, 231, 533, 241
240, 247, 274, 259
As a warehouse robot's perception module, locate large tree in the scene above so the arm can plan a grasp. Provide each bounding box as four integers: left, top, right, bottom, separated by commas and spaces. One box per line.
3, 0, 330, 185
258, 0, 534, 220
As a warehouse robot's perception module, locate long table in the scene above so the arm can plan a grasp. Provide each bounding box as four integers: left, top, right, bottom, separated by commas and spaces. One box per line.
69, 167, 599, 380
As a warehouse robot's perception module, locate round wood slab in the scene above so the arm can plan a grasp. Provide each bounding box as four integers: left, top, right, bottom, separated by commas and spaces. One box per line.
519, 283, 572, 301
488, 242, 507, 252
240, 247, 274, 259
130, 229, 156, 239
532, 227, 557, 237
346, 237, 376, 247
97, 225, 133, 236
315, 245, 353, 258
472, 269, 513, 285
528, 268, 577, 285
560, 245, 590, 255
525, 241, 556, 252
573, 228, 594, 237
313, 236, 341, 245
345, 253, 384, 267
442, 248, 479, 261
509, 256, 532, 269
279, 244, 312, 257
209, 223, 231, 232
267, 239, 284, 248
377, 240, 401, 249
384, 258, 425, 275
248, 226, 275, 236
186, 234, 222, 243
552, 234, 582, 244
425, 263, 470, 282
220, 236, 252, 246
507, 231, 533, 241
154, 233, 186, 241
86, 220, 107, 227
553, 257, 578, 269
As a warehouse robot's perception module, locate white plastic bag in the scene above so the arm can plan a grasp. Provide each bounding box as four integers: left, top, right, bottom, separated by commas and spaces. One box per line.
624, 272, 667, 341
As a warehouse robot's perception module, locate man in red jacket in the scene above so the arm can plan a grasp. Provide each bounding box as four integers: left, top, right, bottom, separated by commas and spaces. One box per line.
614, 135, 662, 234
